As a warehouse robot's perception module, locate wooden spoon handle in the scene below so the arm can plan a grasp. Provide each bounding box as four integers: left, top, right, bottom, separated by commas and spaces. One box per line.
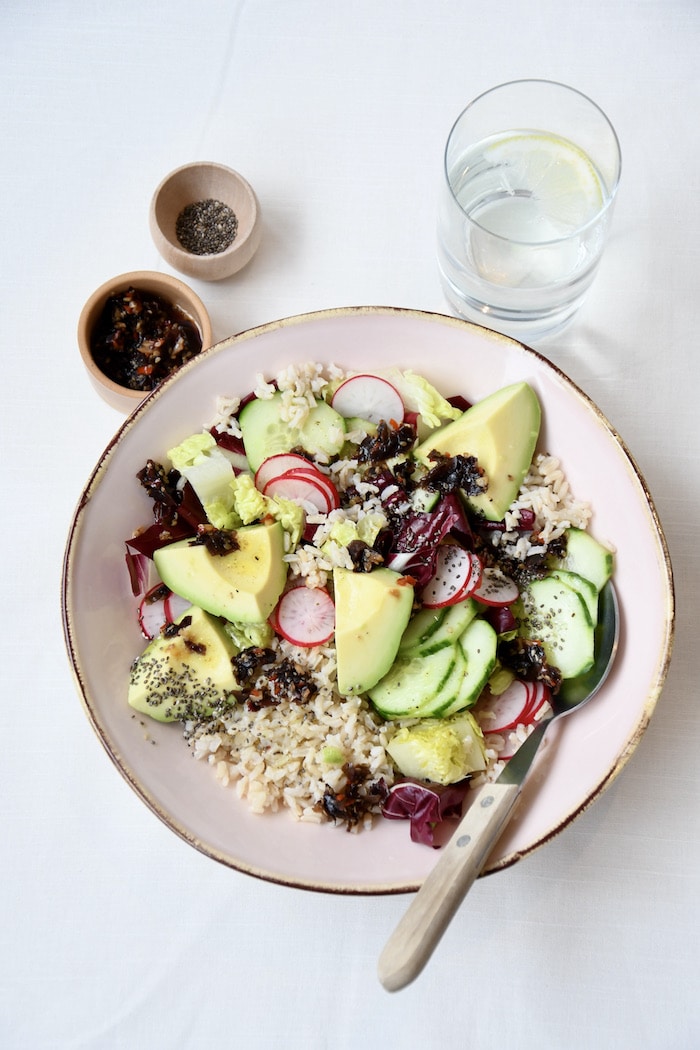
378, 780, 521, 992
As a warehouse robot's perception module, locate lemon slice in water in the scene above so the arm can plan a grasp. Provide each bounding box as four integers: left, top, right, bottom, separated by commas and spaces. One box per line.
480, 132, 605, 238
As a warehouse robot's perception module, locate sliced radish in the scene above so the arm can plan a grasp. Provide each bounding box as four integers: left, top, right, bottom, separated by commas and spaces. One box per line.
138, 591, 168, 639
263, 473, 333, 514
331, 374, 404, 425
462, 550, 483, 597
421, 545, 483, 609
476, 680, 534, 734
472, 567, 519, 607
273, 586, 335, 647
521, 680, 551, 724
278, 466, 340, 510
255, 453, 315, 492
137, 584, 190, 640
268, 583, 305, 633
477, 679, 552, 736
164, 591, 192, 624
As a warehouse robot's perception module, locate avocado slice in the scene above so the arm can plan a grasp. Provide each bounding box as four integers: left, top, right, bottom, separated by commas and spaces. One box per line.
414, 381, 541, 522
333, 566, 414, 695
128, 606, 239, 722
154, 522, 288, 624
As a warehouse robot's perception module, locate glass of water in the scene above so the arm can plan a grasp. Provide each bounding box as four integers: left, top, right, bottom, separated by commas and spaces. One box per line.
437, 80, 621, 341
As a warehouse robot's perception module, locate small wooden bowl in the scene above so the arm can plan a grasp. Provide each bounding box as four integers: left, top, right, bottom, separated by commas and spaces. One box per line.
77, 270, 213, 413
149, 162, 262, 281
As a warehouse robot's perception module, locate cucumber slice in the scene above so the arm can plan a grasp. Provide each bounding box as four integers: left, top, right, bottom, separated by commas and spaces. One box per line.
439, 618, 497, 717
549, 569, 598, 625
343, 416, 378, 437
368, 645, 456, 719
415, 645, 468, 717
402, 598, 479, 658
239, 392, 346, 472
398, 607, 446, 656
409, 487, 440, 514
548, 527, 614, 592
519, 576, 595, 679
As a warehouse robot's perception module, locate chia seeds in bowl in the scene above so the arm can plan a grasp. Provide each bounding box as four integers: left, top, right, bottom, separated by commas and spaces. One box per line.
175, 198, 239, 256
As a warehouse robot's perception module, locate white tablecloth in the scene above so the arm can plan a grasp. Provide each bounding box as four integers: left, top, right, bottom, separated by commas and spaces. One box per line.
2, 2, 698, 1047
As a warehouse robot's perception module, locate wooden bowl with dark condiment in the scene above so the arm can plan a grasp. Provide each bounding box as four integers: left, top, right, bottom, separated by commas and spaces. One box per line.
77, 271, 213, 412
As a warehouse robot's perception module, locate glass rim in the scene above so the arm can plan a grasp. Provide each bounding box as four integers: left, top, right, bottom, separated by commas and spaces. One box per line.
443, 78, 622, 246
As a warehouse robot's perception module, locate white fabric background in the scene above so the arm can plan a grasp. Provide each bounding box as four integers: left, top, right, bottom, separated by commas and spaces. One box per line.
1, 2, 698, 1047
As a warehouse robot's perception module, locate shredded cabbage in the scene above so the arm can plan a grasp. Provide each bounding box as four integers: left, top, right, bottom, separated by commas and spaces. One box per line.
232, 473, 270, 524
323, 514, 385, 552
230, 474, 304, 547
167, 431, 216, 470
224, 619, 274, 650
380, 368, 462, 429
386, 712, 486, 786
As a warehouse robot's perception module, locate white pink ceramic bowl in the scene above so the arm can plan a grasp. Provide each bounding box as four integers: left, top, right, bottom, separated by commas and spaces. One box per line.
62, 307, 674, 893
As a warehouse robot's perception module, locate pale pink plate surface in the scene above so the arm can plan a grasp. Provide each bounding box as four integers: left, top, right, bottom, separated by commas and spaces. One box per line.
62, 307, 674, 893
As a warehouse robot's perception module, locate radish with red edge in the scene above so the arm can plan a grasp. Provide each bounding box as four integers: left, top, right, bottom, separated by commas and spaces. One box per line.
492, 684, 552, 760
263, 473, 333, 514
273, 586, 335, 647
278, 466, 340, 509
462, 550, 483, 598
472, 567, 519, 607
138, 584, 190, 640
476, 680, 534, 734
421, 545, 483, 609
138, 589, 168, 639
477, 679, 552, 735
255, 453, 315, 492
331, 374, 404, 425
521, 680, 551, 724
269, 580, 305, 633
164, 591, 192, 624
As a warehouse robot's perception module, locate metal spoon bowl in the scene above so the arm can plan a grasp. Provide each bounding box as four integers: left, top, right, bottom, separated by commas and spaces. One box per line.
378, 582, 620, 992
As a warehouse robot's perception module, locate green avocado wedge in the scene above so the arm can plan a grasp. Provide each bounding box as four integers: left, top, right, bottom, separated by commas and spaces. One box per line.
128, 606, 239, 722
414, 381, 541, 522
333, 566, 414, 695
154, 522, 288, 624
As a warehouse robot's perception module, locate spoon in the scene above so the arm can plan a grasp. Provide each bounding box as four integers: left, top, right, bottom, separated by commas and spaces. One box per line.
378, 582, 619, 992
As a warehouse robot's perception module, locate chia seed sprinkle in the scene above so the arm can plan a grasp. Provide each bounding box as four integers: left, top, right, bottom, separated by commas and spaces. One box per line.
176, 198, 238, 255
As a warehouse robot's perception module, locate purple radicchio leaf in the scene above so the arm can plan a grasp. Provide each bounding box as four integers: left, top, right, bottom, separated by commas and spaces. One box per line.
382, 780, 469, 847
385, 493, 474, 586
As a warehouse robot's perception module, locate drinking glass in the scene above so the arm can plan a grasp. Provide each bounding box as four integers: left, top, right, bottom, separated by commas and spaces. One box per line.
437, 80, 621, 341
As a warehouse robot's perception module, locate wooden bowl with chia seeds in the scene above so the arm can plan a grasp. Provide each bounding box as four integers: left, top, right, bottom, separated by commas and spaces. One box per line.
149, 162, 262, 281
77, 270, 213, 413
